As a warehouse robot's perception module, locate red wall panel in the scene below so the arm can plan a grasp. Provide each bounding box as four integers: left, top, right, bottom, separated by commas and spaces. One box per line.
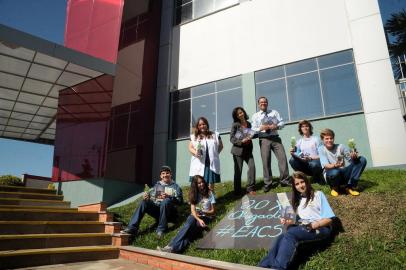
64, 0, 124, 63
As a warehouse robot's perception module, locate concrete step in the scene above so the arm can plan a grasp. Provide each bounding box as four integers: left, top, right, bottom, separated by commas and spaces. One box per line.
0, 197, 71, 208
0, 233, 112, 251
0, 221, 107, 235
0, 204, 76, 210
0, 191, 64, 201
0, 185, 57, 195
0, 245, 119, 269
0, 208, 100, 221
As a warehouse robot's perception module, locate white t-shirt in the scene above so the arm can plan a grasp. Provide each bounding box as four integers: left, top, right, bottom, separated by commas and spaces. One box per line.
295, 136, 320, 157
297, 191, 335, 223
195, 191, 216, 215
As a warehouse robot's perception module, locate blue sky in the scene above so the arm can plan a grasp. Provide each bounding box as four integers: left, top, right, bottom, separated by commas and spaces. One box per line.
0, 0, 405, 178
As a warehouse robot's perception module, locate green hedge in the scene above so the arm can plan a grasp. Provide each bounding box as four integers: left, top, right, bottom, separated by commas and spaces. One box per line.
0, 175, 24, 186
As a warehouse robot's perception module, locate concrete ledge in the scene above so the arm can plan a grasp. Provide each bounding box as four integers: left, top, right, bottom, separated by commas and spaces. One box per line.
120, 246, 264, 270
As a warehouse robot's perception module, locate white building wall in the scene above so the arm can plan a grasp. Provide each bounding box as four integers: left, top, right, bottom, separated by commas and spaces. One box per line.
344, 0, 406, 166
171, 0, 406, 167
173, 0, 352, 89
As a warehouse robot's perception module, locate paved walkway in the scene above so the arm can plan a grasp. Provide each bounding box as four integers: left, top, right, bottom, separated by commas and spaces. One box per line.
18, 259, 162, 270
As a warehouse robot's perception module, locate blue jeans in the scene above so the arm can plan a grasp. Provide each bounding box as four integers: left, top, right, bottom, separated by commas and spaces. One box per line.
127, 198, 177, 233
289, 157, 323, 182
258, 225, 331, 270
169, 214, 212, 253
325, 156, 367, 188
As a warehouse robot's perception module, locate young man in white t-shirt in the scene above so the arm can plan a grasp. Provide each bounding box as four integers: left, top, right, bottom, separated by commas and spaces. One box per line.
318, 128, 367, 197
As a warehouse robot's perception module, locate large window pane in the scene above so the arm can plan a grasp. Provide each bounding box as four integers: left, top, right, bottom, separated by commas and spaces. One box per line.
171, 99, 191, 139
256, 79, 289, 121
320, 65, 362, 115
192, 94, 215, 129
287, 72, 323, 121
175, 2, 192, 24
217, 76, 241, 91
217, 88, 243, 132
256, 66, 284, 82
193, 0, 214, 19
318, 50, 353, 69
286, 59, 317, 76
192, 82, 215, 98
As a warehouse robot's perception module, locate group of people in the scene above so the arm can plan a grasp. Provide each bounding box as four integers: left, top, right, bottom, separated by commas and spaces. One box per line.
229, 96, 367, 197
120, 96, 368, 268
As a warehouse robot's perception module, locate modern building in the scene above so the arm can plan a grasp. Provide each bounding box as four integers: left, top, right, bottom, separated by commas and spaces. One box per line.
1, 0, 405, 206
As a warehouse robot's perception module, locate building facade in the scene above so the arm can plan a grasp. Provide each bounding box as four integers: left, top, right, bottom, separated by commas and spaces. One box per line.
1, 0, 405, 206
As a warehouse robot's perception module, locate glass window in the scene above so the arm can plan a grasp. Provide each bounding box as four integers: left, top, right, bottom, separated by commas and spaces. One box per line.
256, 66, 284, 82
171, 99, 191, 139
193, 0, 214, 18
175, 2, 193, 25
256, 79, 289, 121
287, 72, 323, 121
255, 49, 362, 123
286, 59, 317, 76
192, 82, 215, 98
192, 94, 215, 128
170, 76, 242, 139
217, 88, 243, 132
318, 50, 353, 69
217, 76, 241, 91
175, 0, 238, 25
320, 65, 362, 115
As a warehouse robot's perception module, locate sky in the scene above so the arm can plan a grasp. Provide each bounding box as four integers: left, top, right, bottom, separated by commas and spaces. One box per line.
0, 0, 406, 178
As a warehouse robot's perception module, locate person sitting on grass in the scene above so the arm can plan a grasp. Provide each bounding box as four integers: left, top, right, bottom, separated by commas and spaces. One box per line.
158, 175, 215, 253
258, 171, 335, 270
318, 128, 367, 197
289, 120, 323, 183
121, 166, 183, 239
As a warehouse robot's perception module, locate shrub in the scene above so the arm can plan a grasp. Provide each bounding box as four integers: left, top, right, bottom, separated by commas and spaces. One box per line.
0, 175, 24, 186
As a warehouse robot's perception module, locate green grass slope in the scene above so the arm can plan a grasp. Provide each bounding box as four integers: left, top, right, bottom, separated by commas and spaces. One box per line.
110, 169, 406, 269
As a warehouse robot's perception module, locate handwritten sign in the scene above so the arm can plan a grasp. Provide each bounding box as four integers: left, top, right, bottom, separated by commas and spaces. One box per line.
197, 193, 290, 249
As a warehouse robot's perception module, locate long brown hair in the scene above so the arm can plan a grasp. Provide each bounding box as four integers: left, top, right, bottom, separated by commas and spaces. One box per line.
189, 175, 209, 205
193, 117, 213, 139
291, 171, 315, 212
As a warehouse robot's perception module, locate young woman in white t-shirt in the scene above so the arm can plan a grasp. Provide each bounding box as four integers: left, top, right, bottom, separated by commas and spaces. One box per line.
289, 120, 323, 183
258, 171, 335, 269
158, 175, 216, 253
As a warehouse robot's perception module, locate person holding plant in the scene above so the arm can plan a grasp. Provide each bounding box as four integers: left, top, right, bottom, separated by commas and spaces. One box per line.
189, 117, 223, 192
230, 107, 256, 195
158, 175, 216, 253
318, 128, 367, 197
121, 166, 183, 239
258, 171, 335, 270
289, 120, 323, 183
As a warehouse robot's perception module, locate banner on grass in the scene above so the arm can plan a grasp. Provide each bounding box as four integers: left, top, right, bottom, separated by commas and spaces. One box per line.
197, 192, 291, 250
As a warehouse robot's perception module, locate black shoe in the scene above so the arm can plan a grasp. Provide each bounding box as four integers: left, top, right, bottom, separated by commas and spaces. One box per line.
120, 228, 138, 235
263, 185, 271, 192
280, 178, 292, 187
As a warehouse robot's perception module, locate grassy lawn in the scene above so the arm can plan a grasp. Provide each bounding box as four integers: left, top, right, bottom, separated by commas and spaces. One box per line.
110, 169, 406, 269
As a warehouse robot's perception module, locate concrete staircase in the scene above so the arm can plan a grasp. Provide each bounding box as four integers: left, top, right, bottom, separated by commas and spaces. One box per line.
0, 185, 126, 269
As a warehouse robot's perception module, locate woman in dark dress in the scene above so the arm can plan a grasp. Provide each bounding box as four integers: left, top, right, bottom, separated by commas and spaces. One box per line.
230, 107, 256, 195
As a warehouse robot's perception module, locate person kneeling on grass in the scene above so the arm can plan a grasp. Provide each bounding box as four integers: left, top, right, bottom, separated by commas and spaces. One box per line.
318, 128, 367, 197
258, 171, 335, 270
158, 175, 215, 253
121, 166, 183, 239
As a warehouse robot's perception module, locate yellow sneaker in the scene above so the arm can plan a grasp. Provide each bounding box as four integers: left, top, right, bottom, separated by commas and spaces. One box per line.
330, 189, 339, 197
346, 188, 360, 196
